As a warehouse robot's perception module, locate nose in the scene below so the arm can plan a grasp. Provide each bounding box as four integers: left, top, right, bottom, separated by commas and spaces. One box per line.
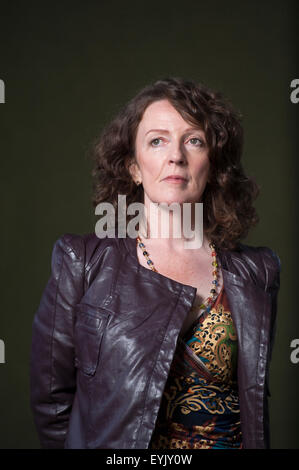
168, 141, 187, 165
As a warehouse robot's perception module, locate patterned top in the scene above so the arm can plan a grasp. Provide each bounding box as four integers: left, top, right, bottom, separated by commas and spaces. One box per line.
149, 285, 243, 449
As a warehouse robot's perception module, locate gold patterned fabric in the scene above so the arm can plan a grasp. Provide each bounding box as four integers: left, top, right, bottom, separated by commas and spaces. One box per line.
149, 285, 242, 449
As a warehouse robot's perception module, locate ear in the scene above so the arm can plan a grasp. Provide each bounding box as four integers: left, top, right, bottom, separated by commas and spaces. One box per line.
126, 158, 142, 185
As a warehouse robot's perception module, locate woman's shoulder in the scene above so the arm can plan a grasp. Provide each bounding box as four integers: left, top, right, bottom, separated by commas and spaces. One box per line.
237, 242, 281, 272
233, 242, 281, 291
217, 242, 280, 292
53, 231, 120, 266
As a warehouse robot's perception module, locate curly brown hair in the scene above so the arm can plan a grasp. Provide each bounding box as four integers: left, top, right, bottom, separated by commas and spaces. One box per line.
90, 77, 259, 251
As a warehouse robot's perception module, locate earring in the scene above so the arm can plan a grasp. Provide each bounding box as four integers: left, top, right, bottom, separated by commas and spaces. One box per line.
136, 180, 141, 186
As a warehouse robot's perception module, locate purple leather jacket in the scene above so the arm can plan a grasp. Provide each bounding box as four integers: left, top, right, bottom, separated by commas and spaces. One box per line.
29, 232, 281, 449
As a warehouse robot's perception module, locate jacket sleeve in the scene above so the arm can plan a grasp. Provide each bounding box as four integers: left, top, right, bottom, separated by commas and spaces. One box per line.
262, 247, 281, 448
267, 250, 281, 369
265, 248, 281, 396
29, 234, 85, 449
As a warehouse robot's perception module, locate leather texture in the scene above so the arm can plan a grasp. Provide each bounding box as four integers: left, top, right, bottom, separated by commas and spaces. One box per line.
29, 232, 281, 449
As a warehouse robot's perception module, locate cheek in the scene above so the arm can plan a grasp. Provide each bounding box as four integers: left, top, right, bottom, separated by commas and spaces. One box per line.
140, 155, 161, 177
194, 160, 210, 182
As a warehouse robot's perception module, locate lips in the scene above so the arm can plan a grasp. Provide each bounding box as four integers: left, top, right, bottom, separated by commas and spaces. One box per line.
163, 175, 188, 181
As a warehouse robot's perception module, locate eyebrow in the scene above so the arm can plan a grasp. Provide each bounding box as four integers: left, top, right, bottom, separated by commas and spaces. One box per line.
145, 127, 204, 135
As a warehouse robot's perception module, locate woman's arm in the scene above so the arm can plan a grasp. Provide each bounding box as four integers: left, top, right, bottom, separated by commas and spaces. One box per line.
263, 248, 281, 448
267, 250, 281, 373
29, 234, 85, 448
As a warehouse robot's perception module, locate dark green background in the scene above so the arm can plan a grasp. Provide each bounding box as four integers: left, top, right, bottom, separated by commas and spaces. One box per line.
0, 0, 298, 449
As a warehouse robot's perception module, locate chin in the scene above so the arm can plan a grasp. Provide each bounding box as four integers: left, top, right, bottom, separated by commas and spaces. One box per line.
148, 197, 183, 206
145, 190, 200, 207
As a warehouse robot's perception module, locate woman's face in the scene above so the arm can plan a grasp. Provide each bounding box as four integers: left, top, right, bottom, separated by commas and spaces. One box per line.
130, 99, 210, 207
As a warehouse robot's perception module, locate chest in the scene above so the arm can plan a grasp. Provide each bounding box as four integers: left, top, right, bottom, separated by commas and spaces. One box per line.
136, 245, 224, 335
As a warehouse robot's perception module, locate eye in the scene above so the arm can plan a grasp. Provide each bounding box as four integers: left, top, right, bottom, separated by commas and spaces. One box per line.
150, 138, 163, 147
188, 137, 204, 146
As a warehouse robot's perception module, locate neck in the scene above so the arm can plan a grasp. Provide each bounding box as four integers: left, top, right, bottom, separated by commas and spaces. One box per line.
138, 200, 209, 253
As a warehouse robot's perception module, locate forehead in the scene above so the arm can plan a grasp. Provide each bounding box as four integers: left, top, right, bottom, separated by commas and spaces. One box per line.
138, 99, 201, 132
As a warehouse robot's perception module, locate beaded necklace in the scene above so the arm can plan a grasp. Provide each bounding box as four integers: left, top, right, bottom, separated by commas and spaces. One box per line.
136, 233, 220, 313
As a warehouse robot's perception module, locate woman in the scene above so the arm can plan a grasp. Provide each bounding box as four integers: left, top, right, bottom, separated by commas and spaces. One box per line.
29, 77, 281, 449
